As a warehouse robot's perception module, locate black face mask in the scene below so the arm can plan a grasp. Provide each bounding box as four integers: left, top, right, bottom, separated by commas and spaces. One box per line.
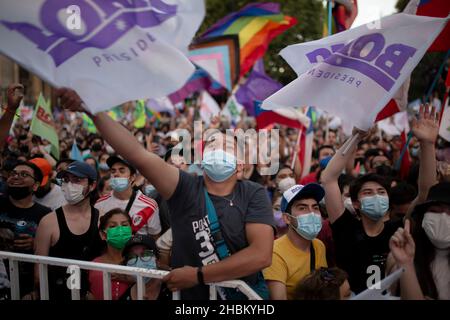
375, 164, 394, 177
91, 143, 102, 152
8, 186, 33, 200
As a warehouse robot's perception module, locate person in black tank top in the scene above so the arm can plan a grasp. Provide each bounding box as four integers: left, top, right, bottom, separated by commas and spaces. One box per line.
34, 161, 103, 300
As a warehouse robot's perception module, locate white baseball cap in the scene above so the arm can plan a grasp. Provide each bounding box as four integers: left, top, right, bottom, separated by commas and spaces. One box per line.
281, 183, 325, 213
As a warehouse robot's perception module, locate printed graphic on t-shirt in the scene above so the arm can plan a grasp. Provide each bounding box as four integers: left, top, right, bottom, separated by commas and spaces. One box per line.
192, 216, 219, 265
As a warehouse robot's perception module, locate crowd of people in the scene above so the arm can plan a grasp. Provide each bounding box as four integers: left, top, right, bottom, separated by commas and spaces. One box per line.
0, 82, 448, 301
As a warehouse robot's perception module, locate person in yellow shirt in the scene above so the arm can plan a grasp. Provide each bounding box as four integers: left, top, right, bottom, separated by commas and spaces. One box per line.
264, 183, 328, 300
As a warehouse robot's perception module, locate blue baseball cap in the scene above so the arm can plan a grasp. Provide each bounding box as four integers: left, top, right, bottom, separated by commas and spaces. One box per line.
58, 161, 97, 181
281, 183, 325, 213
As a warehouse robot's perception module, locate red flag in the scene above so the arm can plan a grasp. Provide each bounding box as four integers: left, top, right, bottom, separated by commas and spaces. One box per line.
416, 0, 450, 52
399, 131, 412, 179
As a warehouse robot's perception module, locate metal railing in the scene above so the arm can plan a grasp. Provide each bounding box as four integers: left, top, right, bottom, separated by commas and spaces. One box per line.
0, 251, 262, 300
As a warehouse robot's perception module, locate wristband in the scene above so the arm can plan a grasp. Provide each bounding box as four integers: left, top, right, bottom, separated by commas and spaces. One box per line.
197, 266, 205, 285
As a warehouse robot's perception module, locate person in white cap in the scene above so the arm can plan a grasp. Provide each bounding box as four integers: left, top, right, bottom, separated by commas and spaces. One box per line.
263, 183, 328, 300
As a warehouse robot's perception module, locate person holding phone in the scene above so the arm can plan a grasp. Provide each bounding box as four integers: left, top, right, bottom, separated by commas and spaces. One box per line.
0, 161, 51, 297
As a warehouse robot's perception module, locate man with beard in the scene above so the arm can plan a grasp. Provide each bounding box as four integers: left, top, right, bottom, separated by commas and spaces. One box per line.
30, 157, 66, 210
0, 161, 51, 297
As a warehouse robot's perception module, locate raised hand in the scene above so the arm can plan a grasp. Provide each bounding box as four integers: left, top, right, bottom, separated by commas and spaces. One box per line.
6, 83, 24, 111
389, 219, 415, 267
412, 103, 439, 144
56, 88, 86, 113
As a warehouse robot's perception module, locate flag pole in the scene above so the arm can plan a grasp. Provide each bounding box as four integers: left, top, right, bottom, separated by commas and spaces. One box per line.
291, 128, 303, 169
328, 0, 332, 36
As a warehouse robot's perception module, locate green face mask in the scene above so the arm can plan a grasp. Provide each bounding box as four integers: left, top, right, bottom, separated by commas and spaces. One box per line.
106, 225, 132, 250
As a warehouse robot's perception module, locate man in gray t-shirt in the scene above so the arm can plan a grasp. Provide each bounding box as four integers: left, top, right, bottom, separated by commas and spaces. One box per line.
57, 88, 275, 300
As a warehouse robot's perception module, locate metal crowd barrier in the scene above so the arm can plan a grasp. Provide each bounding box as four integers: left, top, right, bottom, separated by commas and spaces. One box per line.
0, 251, 262, 300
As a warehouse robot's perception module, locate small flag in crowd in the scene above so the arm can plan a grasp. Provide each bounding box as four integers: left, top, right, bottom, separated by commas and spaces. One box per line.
168, 66, 222, 104
201, 2, 296, 76
82, 113, 97, 134
30, 93, 59, 159
147, 97, 176, 116
263, 13, 449, 130
254, 101, 309, 130
199, 91, 221, 126
134, 100, 147, 129
221, 95, 244, 126
236, 60, 283, 116
323, 0, 358, 36
0, 0, 205, 113
300, 107, 315, 179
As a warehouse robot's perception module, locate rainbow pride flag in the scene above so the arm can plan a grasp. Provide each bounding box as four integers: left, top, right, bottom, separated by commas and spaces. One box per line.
201, 2, 296, 77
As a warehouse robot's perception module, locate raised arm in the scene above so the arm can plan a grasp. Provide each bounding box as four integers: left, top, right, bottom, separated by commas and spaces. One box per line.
321, 130, 364, 223
56, 88, 179, 199
389, 220, 424, 300
0, 84, 23, 151
407, 104, 439, 215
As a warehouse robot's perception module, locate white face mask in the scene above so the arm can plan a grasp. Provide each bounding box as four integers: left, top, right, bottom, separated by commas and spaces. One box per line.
344, 197, 356, 215
61, 182, 86, 205
278, 177, 296, 194
422, 212, 450, 249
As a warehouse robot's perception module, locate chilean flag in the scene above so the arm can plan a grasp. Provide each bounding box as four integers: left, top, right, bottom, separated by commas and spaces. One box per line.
417, 0, 450, 51
254, 100, 309, 129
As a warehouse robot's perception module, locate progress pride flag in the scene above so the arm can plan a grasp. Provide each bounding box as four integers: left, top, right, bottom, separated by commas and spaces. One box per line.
262, 13, 449, 130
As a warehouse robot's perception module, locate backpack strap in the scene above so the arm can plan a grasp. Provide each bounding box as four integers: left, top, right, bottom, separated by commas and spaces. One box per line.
310, 241, 316, 273
204, 189, 230, 260
124, 189, 137, 215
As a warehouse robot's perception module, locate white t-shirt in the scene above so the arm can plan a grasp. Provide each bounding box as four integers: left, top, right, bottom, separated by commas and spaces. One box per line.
33, 184, 67, 211
431, 248, 450, 300
95, 190, 161, 236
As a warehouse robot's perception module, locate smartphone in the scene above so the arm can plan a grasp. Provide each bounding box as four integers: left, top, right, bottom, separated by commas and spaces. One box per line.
153, 135, 160, 144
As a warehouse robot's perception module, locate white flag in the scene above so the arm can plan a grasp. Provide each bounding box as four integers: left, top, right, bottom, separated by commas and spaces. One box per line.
263, 13, 449, 130
439, 96, 450, 142
0, 0, 205, 114
199, 91, 221, 126
351, 268, 404, 300
221, 95, 244, 125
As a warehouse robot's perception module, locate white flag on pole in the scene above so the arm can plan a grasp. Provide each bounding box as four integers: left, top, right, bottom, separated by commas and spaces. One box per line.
0, 0, 205, 113
262, 13, 449, 130
199, 91, 221, 126
221, 95, 244, 126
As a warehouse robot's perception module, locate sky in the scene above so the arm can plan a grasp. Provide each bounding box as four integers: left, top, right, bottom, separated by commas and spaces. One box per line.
352, 0, 399, 28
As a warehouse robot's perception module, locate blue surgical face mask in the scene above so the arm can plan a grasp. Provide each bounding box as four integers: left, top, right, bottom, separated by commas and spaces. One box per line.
99, 163, 109, 171
360, 194, 389, 221
319, 156, 332, 170
287, 212, 322, 240
110, 177, 130, 192
201, 150, 237, 182
127, 256, 157, 283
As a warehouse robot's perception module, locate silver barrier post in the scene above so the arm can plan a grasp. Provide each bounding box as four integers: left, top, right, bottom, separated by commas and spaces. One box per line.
8, 259, 20, 300
102, 271, 112, 300
38, 263, 49, 300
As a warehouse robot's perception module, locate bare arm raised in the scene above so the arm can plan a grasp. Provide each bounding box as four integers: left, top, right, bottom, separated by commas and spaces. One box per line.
56, 88, 179, 199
